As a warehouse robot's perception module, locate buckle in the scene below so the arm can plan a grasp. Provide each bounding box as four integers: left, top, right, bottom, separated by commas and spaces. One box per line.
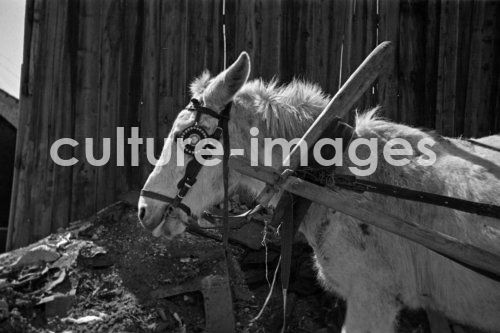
212, 127, 223, 140
177, 189, 187, 199
177, 183, 192, 199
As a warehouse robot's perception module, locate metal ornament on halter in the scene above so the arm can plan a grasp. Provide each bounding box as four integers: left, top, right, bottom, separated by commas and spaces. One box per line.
140, 98, 232, 217
179, 124, 209, 156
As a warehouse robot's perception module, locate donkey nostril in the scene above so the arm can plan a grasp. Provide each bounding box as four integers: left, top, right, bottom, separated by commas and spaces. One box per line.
139, 207, 146, 221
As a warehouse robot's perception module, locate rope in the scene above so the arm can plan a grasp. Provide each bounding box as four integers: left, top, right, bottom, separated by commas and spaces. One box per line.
262, 219, 271, 287
251, 255, 282, 322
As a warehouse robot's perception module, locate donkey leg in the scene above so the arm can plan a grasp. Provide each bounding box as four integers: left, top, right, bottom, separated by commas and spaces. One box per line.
342, 288, 401, 333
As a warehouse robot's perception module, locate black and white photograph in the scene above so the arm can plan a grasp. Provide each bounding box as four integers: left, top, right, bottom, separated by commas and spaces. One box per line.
0, 0, 499, 332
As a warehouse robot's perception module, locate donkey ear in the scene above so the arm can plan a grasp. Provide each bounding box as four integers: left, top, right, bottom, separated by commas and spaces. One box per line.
204, 52, 251, 106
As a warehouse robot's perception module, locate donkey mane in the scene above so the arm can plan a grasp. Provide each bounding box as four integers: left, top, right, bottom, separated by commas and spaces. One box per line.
190, 72, 345, 139
191, 72, 443, 146
233, 78, 416, 144
235, 78, 330, 139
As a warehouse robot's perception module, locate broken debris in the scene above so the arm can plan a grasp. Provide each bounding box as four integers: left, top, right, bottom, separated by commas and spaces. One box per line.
13, 245, 60, 268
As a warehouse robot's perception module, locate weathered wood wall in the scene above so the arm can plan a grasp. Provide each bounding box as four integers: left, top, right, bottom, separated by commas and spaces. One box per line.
8, 0, 500, 249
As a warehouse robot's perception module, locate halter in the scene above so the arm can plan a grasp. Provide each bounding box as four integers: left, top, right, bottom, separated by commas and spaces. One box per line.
140, 98, 232, 217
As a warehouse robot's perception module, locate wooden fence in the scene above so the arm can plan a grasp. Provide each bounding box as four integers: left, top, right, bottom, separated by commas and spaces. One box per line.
7, 0, 500, 249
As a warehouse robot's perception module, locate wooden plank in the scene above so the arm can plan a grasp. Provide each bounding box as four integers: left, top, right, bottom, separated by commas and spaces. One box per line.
116, 0, 142, 193
453, 0, 474, 136
222, 0, 237, 65
159, 0, 188, 154
423, 0, 440, 130
464, 0, 497, 137
233, 0, 256, 73
229, 156, 500, 278
360, 0, 378, 109
139, 0, 160, 182
186, 0, 221, 80
304, 0, 331, 90
399, 0, 427, 127
254, 0, 282, 81
378, 0, 400, 121
227, 0, 282, 81
278, 0, 295, 82
489, 2, 500, 134
186, 0, 214, 73
291, 0, 310, 79
10, 0, 72, 243
71, 0, 101, 220
494, 71, 500, 135
340, 0, 354, 90
48, 0, 73, 232
341, 0, 377, 115
31, 0, 62, 241
95, 0, 122, 207
436, 0, 459, 136
203, 0, 223, 72
7, 0, 37, 250
326, 0, 349, 94
17, 0, 43, 245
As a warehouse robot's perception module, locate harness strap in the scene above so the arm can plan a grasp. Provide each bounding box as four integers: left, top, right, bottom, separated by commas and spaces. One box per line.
140, 190, 192, 216
466, 138, 500, 153
221, 102, 231, 253
271, 118, 355, 332
176, 158, 204, 198
189, 98, 230, 121
332, 175, 500, 220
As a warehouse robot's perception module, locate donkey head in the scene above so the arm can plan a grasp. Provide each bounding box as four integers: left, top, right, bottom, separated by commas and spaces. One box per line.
138, 52, 251, 238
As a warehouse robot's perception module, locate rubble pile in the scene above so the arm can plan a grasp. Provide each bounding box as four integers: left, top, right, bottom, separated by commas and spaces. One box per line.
0, 197, 428, 332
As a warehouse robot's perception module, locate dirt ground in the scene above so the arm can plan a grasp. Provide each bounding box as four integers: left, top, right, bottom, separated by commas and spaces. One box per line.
0, 201, 433, 333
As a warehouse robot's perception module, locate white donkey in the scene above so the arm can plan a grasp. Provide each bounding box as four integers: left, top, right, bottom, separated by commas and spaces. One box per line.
138, 53, 500, 332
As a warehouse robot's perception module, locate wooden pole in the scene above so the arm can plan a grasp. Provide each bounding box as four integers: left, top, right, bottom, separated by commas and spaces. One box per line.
284, 41, 393, 168
254, 42, 394, 207
229, 156, 500, 278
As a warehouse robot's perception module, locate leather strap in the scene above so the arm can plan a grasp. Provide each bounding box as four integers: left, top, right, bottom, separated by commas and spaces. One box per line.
221, 102, 231, 252
189, 98, 230, 121
141, 100, 233, 217
275, 117, 355, 332
140, 190, 192, 216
